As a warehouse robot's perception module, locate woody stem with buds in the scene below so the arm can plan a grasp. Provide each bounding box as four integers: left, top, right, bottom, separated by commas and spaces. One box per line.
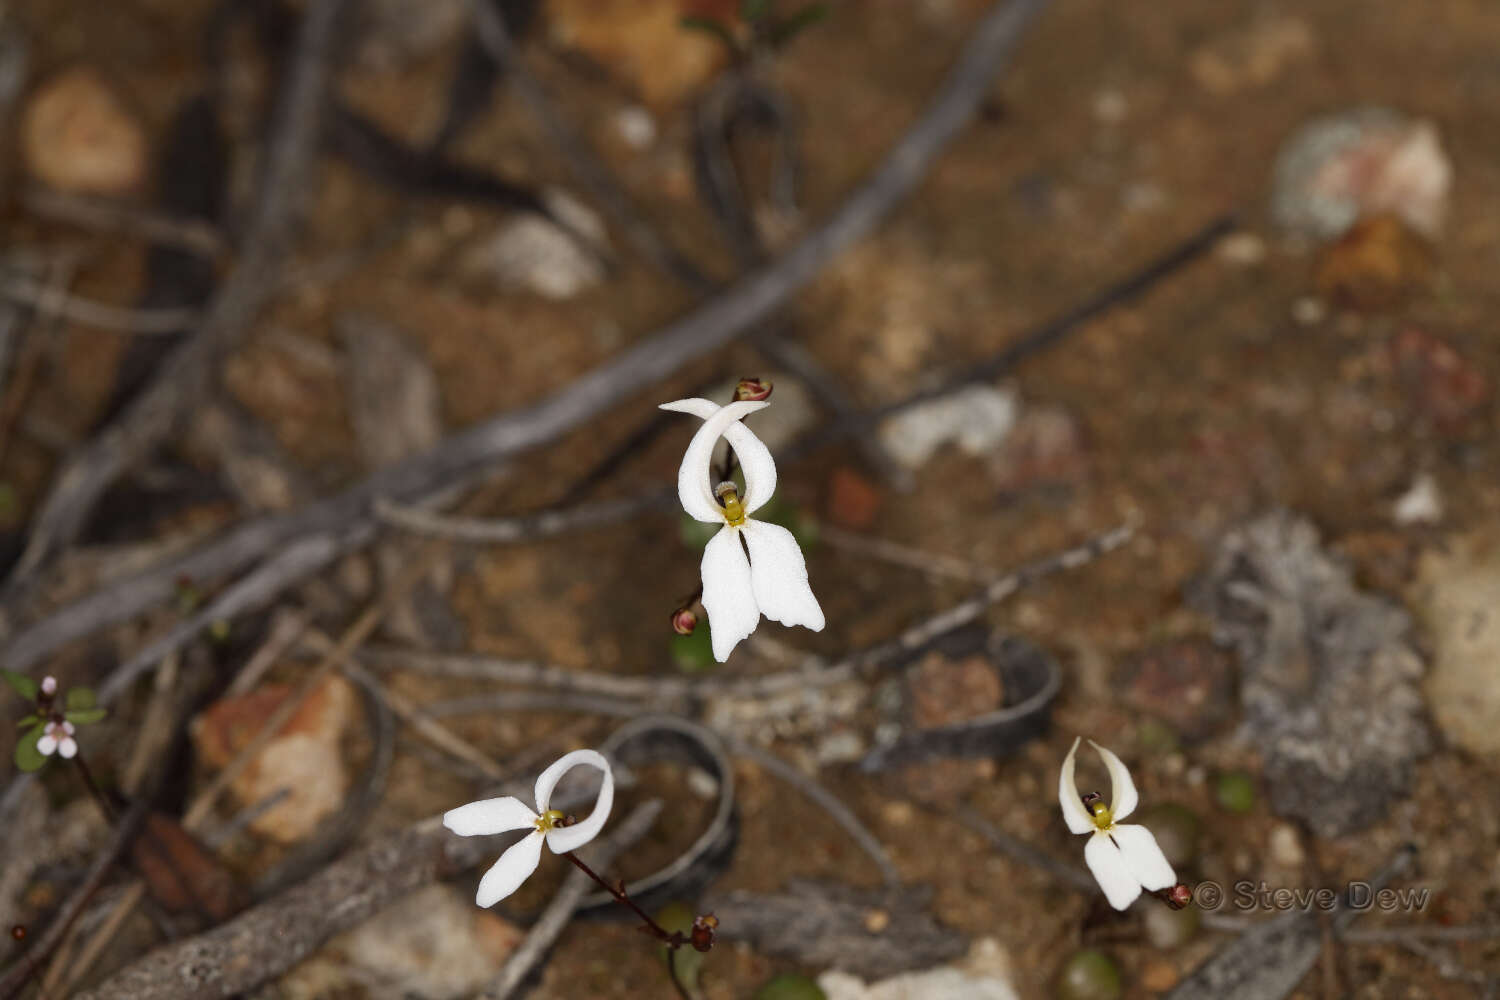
560, 852, 702, 1000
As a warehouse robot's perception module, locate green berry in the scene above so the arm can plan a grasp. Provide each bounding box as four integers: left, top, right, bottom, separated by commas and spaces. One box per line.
1055, 949, 1122, 1000
1215, 771, 1257, 814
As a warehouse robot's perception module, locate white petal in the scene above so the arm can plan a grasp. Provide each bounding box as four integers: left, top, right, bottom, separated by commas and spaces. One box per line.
534, 748, 611, 814
57, 738, 78, 759
663, 399, 769, 523
1089, 740, 1139, 822
475, 831, 545, 907
1084, 832, 1143, 910
741, 520, 823, 631
543, 752, 615, 855
61, 721, 76, 735
36, 734, 57, 756
1110, 823, 1177, 892
443, 796, 538, 837
701, 526, 760, 662
1058, 737, 1094, 835
661, 397, 778, 514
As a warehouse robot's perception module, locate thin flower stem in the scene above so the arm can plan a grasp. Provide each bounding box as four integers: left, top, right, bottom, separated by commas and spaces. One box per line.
561, 852, 674, 942
665, 947, 692, 1000
562, 852, 695, 999
71, 753, 116, 824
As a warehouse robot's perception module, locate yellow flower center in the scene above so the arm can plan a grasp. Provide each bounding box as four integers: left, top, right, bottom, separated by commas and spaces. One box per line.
1089, 800, 1113, 831
535, 809, 566, 833
715, 483, 747, 527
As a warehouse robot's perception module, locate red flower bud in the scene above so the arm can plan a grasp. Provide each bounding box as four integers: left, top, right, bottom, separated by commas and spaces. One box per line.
1167, 884, 1193, 910
671, 607, 698, 636
733, 377, 773, 402
690, 912, 718, 952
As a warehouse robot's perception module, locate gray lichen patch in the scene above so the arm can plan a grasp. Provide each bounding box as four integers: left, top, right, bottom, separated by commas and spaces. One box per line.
1190, 510, 1429, 838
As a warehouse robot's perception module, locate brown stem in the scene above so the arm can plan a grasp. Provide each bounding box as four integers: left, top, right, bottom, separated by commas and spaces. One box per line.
72, 753, 116, 824
562, 853, 676, 944
562, 853, 695, 999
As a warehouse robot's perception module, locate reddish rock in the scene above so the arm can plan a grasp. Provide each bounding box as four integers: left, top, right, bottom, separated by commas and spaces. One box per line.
191, 676, 355, 843
546, 0, 736, 107
1388, 327, 1491, 432
826, 466, 883, 530
1315, 214, 1431, 310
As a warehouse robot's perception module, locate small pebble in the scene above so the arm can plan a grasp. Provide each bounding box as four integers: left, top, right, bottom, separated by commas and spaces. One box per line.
1268, 823, 1305, 868
1391, 473, 1443, 526
1139, 959, 1179, 992
862, 908, 891, 934
881, 800, 915, 827
21, 66, 148, 195
613, 105, 657, 149
685, 767, 720, 800
1291, 296, 1327, 326
1092, 89, 1127, 124
1217, 231, 1267, 266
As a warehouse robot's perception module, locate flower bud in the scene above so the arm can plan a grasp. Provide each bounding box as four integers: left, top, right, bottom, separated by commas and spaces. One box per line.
39, 676, 57, 697
690, 912, 718, 952
672, 607, 698, 636
733, 377, 773, 402
1167, 883, 1194, 910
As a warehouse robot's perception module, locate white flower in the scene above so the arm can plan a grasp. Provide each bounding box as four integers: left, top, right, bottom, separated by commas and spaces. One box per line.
36, 720, 77, 759
40, 676, 57, 697
661, 398, 825, 662
443, 749, 614, 907
1059, 737, 1176, 910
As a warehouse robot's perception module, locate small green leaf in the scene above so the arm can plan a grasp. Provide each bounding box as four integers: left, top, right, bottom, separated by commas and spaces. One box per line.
741, 0, 771, 22
64, 707, 107, 726
1, 669, 38, 701
769, 2, 829, 48
66, 686, 97, 711
679, 15, 739, 52
754, 974, 827, 1000
671, 627, 718, 674
13, 730, 47, 772
17, 714, 41, 731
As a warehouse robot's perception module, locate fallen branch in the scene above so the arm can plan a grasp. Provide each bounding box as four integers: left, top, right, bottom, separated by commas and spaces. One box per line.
0, 800, 148, 1000
0, 0, 1050, 678
7, 0, 351, 583
69, 814, 493, 1000
0, 273, 202, 334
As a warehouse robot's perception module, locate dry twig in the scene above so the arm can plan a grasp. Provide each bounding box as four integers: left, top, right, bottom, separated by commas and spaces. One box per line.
8, 0, 351, 583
